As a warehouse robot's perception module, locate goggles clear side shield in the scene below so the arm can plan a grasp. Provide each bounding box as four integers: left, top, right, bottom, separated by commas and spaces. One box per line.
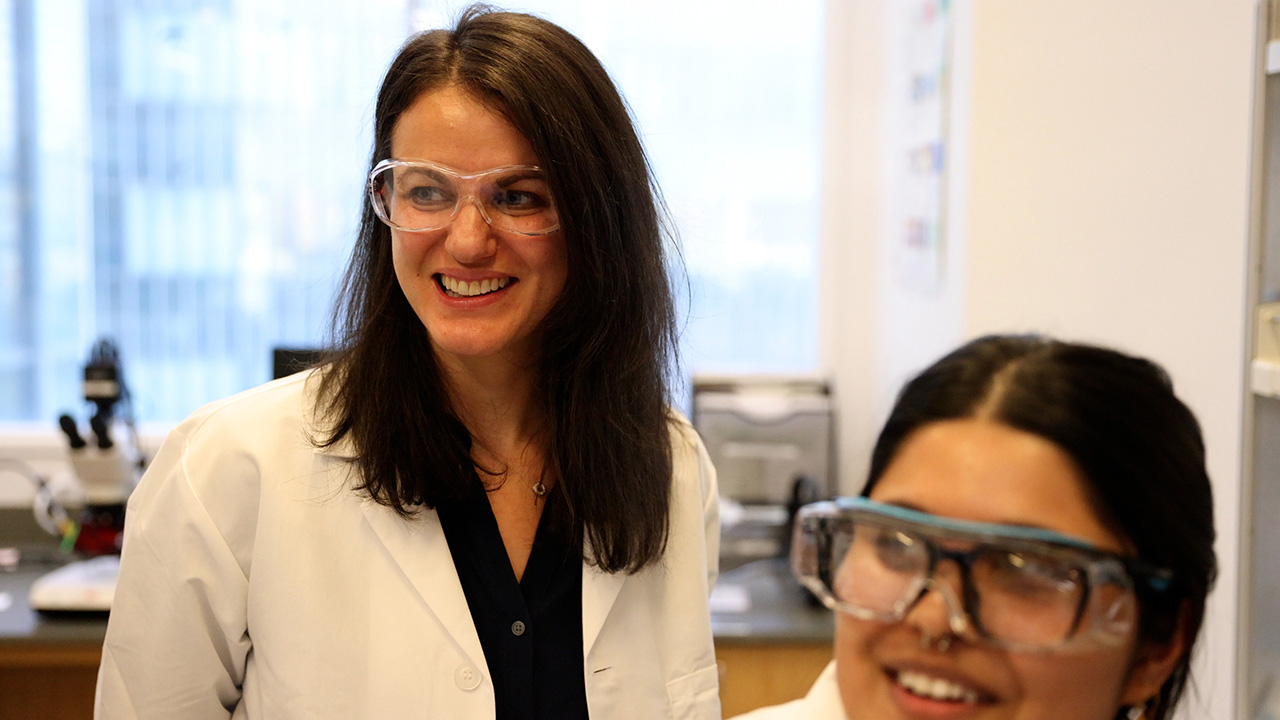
791, 497, 1174, 653
367, 159, 560, 236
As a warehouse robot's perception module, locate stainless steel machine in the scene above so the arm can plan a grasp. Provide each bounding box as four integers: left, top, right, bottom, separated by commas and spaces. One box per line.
691, 375, 834, 571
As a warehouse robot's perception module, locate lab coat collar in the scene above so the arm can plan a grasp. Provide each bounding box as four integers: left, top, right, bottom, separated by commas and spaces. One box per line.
299, 370, 631, 673
361, 493, 627, 664
359, 498, 489, 674
333, 400, 628, 667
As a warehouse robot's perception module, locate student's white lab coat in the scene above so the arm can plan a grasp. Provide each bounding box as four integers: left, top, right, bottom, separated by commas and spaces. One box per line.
94, 371, 721, 719
730, 662, 846, 720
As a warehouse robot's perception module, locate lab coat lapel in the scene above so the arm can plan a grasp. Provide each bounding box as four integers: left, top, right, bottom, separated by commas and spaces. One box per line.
360, 499, 486, 668
581, 558, 627, 655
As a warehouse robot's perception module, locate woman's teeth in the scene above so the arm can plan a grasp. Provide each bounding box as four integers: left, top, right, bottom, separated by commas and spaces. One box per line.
439, 275, 510, 298
895, 670, 981, 703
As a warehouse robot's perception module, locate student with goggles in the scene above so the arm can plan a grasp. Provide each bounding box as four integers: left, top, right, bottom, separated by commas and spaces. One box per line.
733, 334, 1216, 720
97, 6, 720, 719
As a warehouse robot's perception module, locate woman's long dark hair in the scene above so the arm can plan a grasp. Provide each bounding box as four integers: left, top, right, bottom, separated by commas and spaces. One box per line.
862, 335, 1216, 720
315, 6, 678, 573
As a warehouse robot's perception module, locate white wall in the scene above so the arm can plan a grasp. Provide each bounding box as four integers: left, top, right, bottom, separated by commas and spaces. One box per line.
819, 0, 890, 498
822, 1, 1257, 718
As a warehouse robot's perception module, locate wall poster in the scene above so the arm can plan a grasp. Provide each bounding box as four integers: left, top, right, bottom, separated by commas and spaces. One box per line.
886, 0, 952, 293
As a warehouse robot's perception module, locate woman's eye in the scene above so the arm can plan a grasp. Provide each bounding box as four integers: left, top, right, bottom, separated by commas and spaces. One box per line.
491, 188, 549, 213
405, 184, 451, 206
988, 551, 1079, 592
872, 530, 921, 571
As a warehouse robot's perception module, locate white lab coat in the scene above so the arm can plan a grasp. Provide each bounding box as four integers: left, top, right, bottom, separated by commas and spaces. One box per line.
729, 662, 846, 720
95, 371, 721, 719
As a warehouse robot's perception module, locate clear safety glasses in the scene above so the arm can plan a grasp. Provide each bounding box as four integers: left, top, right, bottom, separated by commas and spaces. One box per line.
368, 159, 560, 236
791, 497, 1175, 653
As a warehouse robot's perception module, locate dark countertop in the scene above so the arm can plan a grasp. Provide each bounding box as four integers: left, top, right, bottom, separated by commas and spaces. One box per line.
2, 555, 833, 651
710, 557, 834, 646
0, 507, 830, 650
0, 509, 110, 648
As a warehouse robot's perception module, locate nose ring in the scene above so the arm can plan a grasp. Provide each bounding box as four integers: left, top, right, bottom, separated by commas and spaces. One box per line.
919, 631, 954, 652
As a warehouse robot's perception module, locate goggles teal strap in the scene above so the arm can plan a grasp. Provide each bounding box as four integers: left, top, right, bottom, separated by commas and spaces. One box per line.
834, 496, 1097, 549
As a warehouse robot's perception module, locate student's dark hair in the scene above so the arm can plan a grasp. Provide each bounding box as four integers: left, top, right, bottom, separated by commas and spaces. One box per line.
314, 5, 677, 573
862, 334, 1216, 720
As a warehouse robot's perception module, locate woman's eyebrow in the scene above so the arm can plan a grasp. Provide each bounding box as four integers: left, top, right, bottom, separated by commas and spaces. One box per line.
493, 169, 545, 187
400, 166, 450, 183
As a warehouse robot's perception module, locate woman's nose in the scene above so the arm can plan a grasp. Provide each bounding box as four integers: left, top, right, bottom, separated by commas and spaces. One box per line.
903, 564, 970, 640
444, 198, 497, 263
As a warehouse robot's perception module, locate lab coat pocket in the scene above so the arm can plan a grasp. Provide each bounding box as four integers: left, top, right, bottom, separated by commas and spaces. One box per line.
667, 662, 722, 720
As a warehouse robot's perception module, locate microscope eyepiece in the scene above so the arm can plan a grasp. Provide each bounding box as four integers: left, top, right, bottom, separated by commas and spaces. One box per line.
58, 414, 87, 449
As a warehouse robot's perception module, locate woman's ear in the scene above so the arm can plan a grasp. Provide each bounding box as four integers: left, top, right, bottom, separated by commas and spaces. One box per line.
1118, 604, 1188, 707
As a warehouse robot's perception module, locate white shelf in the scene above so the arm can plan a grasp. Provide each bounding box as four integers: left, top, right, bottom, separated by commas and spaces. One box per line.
1254, 304, 1280, 395
1253, 358, 1280, 397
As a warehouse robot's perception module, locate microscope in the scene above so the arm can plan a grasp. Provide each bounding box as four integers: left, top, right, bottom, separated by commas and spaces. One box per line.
28, 339, 144, 611
54, 339, 143, 555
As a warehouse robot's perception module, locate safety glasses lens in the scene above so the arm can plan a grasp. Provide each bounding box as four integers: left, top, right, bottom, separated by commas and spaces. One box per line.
369, 163, 558, 234
833, 525, 929, 616
969, 549, 1086, 645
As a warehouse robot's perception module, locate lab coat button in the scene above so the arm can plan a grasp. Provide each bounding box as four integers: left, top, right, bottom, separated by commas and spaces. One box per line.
511, 620, 526, 636
455, 663, 482, 691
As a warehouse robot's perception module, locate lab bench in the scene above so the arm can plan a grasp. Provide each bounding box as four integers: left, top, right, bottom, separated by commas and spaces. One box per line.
0, 529, 830, 719
0, 549, 105, 720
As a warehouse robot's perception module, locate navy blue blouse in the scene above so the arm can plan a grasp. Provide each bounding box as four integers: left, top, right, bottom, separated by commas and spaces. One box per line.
437, 476, 589, 720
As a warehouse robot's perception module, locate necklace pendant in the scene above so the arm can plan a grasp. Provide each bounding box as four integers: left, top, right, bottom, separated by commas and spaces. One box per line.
532, 481, 547, 497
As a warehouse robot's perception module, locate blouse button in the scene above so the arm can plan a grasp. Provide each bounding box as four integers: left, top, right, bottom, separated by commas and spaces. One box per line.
511, 620, 526, 636
454, 663, 482, 691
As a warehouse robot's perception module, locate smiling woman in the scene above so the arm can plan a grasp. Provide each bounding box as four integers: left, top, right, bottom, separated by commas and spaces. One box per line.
94, 7, 721, 720
734, 334, 1216, 720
